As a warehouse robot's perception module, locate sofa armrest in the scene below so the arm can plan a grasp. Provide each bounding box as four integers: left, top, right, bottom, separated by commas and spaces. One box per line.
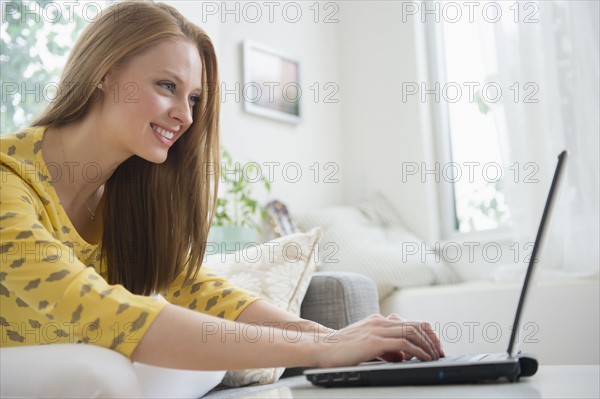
300, 271, 380, 330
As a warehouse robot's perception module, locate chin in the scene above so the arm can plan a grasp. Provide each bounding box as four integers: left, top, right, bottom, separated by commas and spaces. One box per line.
139, 151, 169, 165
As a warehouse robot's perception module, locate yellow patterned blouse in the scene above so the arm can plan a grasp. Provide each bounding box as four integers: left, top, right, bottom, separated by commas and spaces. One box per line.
0, 126, 260, 357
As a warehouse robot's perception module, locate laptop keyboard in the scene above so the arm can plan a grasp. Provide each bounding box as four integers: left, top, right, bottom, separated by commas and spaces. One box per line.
401, 353, 490, 364
435, 353, 489, 363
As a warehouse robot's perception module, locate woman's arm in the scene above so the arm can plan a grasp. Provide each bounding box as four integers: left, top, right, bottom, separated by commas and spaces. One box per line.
235, 299, 334, 335
236, 297, 445, 361
131, 303, 442, 370
131, 304, 319, 370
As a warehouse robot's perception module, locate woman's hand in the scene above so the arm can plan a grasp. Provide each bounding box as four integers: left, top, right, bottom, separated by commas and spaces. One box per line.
377, 313, 445, 362
315, 314, 444, 368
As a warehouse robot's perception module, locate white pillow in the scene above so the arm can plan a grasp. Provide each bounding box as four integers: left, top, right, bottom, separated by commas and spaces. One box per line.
356, 191, 406, 228
295, 206, 457, 300
205, 227, 321, 387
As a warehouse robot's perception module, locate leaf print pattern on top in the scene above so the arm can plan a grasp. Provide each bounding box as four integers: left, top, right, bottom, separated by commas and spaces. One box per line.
10, 258, 25, 269
15, 297, 28, 307
23, 278, 41, 291
116, 303, 130, 315
131, 312, 149, 331
0, 213, 17, 220
32, 140, 42, 154
7, 330, 25, 343
80, 284, 92, 296
0, 243, 14, 254
45, 269, 70, 282
70, 304, 84, 323
16, 230, 33, 239
190, 282, 202, 294
28, 319, 42, 329
205, 296, 218, 311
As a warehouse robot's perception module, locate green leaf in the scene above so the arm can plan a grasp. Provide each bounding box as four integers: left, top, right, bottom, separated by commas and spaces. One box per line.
474, 90, 491, 115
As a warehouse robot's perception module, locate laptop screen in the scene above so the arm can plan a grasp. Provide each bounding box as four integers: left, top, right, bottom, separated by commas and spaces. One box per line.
507, 150, 568, 357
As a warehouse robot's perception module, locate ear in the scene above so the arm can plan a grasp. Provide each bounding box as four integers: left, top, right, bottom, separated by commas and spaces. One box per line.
100, 69, 115, 86
96, 74, 108, 91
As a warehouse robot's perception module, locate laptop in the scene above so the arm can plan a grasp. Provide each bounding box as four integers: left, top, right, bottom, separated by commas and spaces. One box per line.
304, 150, 568, 386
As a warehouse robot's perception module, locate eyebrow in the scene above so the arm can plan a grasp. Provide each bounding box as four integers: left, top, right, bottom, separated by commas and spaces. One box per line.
159, 70, 202, 94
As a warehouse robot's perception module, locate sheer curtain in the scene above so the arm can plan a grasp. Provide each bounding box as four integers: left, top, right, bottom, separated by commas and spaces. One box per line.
490, 1, 599, 274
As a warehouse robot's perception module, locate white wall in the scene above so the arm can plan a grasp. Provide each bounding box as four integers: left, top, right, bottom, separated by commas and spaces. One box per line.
179, 1, 437, 238
338, 1, 440, 242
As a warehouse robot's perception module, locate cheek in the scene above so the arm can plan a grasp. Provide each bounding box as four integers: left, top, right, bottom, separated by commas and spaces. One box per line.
118, 87, 166, 121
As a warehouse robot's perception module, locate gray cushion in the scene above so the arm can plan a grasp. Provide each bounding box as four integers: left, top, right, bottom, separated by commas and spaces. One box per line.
300, 271, 380, 330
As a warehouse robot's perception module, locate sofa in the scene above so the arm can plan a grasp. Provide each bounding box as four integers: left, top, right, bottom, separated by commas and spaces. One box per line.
204, 271, 380, 398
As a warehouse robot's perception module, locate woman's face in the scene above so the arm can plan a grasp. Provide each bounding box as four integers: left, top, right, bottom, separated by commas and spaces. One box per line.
99, 39, 203, 164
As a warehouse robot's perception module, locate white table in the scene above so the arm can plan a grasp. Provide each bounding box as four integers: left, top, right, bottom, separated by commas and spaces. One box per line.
244, 366, 599, 398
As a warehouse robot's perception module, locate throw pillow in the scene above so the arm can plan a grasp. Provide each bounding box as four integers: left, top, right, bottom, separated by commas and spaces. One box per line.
204, 227, 322, 387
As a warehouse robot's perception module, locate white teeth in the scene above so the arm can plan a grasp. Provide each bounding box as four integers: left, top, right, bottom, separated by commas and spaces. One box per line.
152, 124, 174, 140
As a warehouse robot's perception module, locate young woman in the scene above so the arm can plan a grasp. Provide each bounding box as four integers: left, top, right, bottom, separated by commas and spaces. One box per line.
0, 1, 443, 396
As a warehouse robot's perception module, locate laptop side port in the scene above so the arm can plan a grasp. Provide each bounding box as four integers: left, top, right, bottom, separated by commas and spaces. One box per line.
315, 374, 331, 384
347, 372, 361, 381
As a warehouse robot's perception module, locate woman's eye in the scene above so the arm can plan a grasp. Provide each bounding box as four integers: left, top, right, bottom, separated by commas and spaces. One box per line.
189, 95, 200, 106
160, 82, 176, 93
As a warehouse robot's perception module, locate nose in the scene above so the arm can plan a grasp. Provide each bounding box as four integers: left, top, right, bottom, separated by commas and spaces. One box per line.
169, 97, 194, 127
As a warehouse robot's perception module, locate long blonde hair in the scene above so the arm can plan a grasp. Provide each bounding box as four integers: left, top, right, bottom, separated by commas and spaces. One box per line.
32, 0, 220, 295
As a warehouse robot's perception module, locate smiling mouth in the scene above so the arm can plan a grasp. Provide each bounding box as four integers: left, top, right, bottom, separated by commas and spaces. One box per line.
151, 123, 175, 140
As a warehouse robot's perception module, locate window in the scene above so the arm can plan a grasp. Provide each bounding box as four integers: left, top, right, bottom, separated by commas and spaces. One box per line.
425, 1, 513, 238
1, 1, 111, 134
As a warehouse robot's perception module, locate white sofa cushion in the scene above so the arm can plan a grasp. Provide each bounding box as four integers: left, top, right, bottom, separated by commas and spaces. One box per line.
296, 204, 457, 300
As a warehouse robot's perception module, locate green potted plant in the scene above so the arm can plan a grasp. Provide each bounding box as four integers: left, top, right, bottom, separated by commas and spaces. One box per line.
208, 149, 271, 252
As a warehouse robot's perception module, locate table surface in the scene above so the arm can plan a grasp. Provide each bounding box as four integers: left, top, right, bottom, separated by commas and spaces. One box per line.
244, 365, 600, 398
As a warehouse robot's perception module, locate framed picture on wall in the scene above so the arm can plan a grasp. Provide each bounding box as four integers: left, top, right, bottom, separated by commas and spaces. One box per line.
243, 40, 302, 124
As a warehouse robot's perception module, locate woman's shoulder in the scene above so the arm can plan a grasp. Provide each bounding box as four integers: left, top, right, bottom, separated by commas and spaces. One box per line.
1, 126, 49, 188
1, 126, 47, 158
1, 126, 47, 167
